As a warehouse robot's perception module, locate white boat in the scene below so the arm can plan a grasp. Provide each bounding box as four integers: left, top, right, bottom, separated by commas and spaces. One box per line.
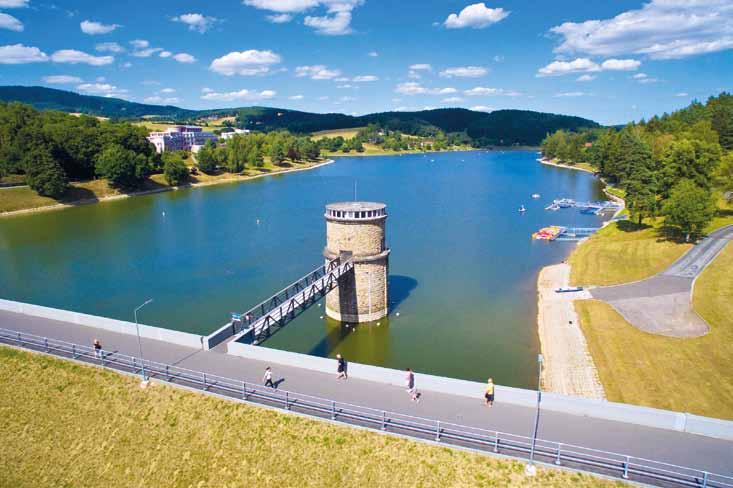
531, 193, 541, 199
519, 205, 527, 213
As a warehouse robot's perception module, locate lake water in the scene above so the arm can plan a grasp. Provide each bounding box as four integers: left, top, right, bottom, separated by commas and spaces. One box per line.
0, 151, 606, 388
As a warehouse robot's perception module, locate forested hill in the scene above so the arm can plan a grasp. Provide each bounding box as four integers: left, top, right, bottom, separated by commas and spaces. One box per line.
0, 85, 599, 146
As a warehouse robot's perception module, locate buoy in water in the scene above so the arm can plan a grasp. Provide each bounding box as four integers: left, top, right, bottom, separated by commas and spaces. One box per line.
395, 312, 400, 317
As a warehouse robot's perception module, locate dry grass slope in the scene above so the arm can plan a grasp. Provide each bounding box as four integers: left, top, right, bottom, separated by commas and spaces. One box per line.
0, 347, 622, 488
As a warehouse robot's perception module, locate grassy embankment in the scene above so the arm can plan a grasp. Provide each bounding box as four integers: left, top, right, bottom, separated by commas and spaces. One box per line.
0, 158, 325, 214
0, 347, 620, 488
570, 196, 733, 418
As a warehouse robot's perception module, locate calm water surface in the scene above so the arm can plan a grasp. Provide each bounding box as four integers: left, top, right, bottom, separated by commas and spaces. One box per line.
0, 151, 606, 387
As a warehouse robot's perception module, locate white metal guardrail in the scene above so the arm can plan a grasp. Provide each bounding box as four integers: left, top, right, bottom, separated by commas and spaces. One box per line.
1, 327, 731, 488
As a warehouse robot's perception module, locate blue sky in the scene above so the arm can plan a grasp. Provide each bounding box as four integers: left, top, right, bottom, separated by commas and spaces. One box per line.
0, 0, 731, 125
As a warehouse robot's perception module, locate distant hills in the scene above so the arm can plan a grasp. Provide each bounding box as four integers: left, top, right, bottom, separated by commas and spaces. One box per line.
0, 86, 599, 146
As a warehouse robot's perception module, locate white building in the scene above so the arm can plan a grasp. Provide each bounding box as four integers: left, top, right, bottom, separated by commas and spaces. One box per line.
220, 128, 251, 140
147, 126, 217, 153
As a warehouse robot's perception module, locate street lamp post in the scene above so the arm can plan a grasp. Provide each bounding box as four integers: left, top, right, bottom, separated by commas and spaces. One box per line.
526, 353, 544, 476
134, 298, 154, 382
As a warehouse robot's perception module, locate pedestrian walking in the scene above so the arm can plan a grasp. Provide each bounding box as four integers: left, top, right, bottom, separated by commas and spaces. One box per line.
484, 377, 495, 407
263, 366, 275, 388
405, 368, 419, 402
336, 354, 347, 380
93, 339, 103, 359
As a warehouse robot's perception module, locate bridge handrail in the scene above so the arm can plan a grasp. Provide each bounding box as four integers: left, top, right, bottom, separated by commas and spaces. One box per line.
234, 257, 347, 328
1, 326, 731, 488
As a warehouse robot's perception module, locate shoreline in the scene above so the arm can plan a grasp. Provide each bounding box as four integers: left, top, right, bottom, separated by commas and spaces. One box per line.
535, 155, 625, 398
537, 156, 595, 174
0, 159, 335, 218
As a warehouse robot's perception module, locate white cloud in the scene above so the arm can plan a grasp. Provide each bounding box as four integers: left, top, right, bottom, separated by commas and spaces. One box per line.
537, 58, 599, 76
470, 105, 493, 112
464, 86, 521, 97
129, 39, 164, 58
442, 96, 464, 103
304, 11, 352, 35
444, 3, 509, 29
95, 42, 124, 53
121, 62, 132, 68
210, 50, 281, 76
0, 13, 23, 32
289, 94, 304, 100
537, 57, 640, 76
549, 0, 733, 60
172, 13, 218, 33
295, 64, 341, 79
80, 20, 120, 35
395, 82, 456, 96
159, 51, 172, 58
368, 51, 378, 57
409, 63, 431, 70
130, 39, 149, 49
352, 75, 378, 82
600, 58, 640, 71
554, 91, 588, 97
173, 52, 196, 63
160, 88, 176, 93
633, 73, 659, 84
439, 66, 488, 78
77, 83, 127, 97
43, 75, 82, 84
576, 74, 596, 82
144, 96, 180, 104
244, 0, 364, 35
675, 92, 689, 97
201, 89, 276, 102
0, 0, 29, 7
267, 14, 293, 23
0, 44, 47, 64
243, 0, 319, 13
335, 95, 356, 103
493, 55, 504, 62
51, 49, 113, 66
318, 96, 329, 101
337, 84, 352, 89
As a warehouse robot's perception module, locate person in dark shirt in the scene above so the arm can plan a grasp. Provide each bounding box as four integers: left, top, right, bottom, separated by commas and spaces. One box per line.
336, 354, 347, 380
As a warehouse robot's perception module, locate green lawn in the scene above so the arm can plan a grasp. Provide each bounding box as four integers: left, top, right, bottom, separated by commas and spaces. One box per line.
575, 241, 733, 419
0, 347, 619, 488
569, 219, 691, 286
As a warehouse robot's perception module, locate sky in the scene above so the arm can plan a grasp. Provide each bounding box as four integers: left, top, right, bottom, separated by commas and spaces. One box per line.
0, 0, 731, 125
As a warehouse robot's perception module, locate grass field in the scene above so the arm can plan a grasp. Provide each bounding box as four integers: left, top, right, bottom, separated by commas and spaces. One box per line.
0, 347, 619, 488
310, 127, 364, 141
574, 241, 733, 419
569, 219, 692, 286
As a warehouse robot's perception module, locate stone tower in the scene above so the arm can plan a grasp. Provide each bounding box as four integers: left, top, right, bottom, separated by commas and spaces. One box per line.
324, 202, 390, 323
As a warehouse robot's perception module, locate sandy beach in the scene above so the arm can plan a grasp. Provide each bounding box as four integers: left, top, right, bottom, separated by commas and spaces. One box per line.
537, 263, 606, 399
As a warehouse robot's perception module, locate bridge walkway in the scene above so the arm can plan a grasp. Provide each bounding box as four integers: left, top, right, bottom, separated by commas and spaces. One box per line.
0, 308, 731, 479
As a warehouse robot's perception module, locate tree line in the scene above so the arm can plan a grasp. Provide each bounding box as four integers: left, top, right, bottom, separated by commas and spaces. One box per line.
0, 102, 159, 197
195, 131, 321, 174
541, 92, 733, 241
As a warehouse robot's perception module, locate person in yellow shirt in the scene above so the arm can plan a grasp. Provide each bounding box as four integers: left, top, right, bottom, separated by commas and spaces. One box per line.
484, 378, 495, 407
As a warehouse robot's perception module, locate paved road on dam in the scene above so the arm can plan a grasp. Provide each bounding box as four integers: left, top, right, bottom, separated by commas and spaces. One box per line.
591, 225, 733, 337
1, 309, 732, 478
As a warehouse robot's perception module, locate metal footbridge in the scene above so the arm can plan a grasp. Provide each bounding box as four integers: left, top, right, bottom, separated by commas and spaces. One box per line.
204, 255, 354, 349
